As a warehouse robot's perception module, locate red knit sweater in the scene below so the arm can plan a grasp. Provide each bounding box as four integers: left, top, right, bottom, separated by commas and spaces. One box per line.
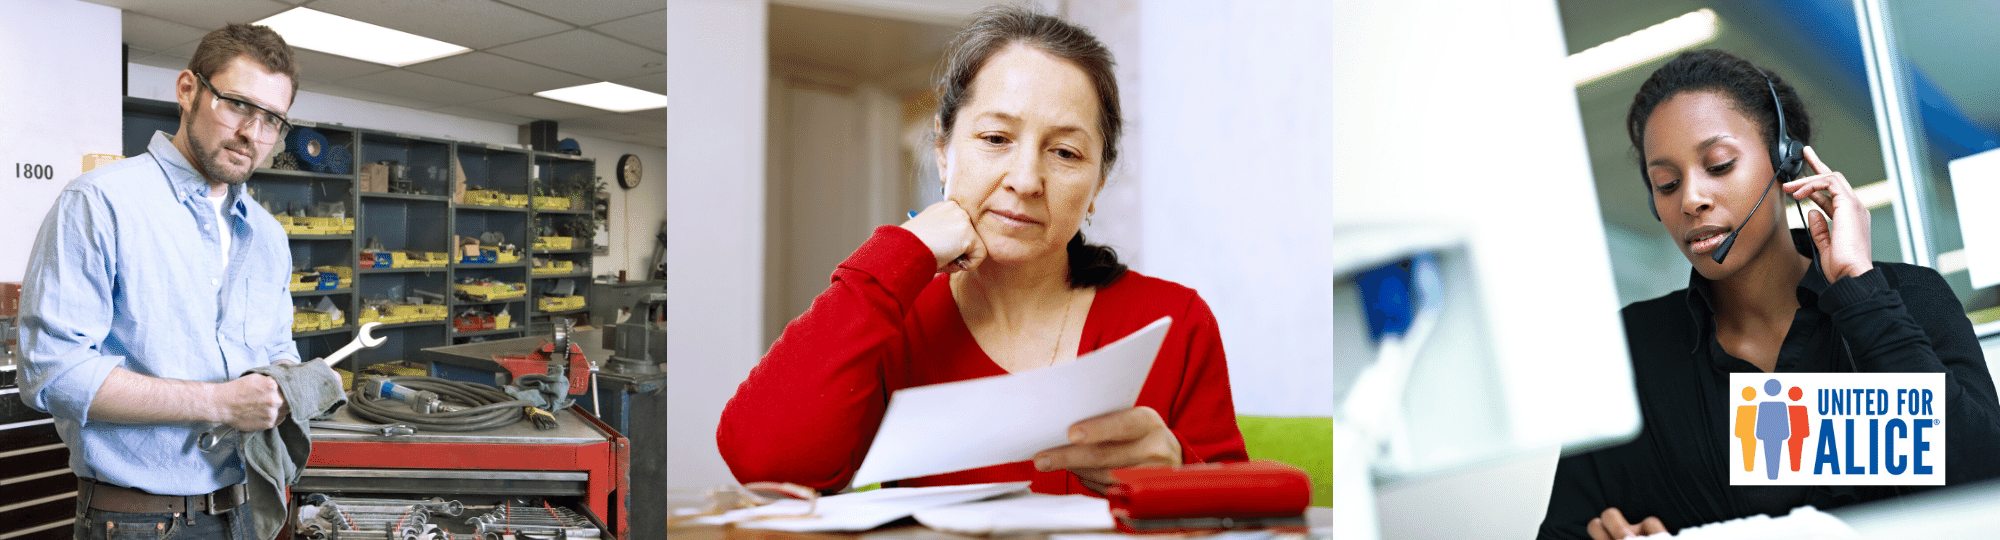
718, 226, 1247, 495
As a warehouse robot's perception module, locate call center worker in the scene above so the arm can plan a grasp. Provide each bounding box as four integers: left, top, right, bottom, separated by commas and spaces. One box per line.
1538, 50, 2000, 539
717, 5, 1247, 495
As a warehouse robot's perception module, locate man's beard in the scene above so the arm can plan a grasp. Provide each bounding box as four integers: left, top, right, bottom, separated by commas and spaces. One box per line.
186, 117, 259, 186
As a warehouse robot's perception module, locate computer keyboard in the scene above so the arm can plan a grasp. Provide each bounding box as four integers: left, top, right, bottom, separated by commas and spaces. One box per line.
1651, 506, 1860, 540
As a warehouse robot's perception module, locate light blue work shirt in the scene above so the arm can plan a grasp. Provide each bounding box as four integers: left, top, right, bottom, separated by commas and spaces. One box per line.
17, 131, 299, 495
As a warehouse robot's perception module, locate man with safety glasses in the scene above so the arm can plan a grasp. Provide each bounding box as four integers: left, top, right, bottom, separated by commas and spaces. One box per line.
17, 23, 304, 540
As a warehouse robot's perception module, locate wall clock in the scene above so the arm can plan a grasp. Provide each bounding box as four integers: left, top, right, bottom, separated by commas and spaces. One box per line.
617, 154, 643, 189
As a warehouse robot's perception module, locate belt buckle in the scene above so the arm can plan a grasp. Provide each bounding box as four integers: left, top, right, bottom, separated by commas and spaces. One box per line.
204, 486, 228, 515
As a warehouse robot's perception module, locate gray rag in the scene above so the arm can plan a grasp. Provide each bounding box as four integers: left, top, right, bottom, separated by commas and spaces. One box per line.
241, 359, 347, 540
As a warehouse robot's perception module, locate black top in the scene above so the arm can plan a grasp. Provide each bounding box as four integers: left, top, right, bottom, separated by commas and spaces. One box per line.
1539, 231, 2000, 539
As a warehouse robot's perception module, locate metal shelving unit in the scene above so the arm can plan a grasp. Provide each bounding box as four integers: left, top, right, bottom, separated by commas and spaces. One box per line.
122, 98, 594, 370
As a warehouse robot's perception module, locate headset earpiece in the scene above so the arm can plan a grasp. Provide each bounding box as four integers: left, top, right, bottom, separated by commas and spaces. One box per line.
1761, 69, 1804, 183
1775, 137, 1804, 182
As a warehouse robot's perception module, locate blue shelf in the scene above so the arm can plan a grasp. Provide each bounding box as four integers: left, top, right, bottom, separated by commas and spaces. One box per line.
457, 204, 529, 213
293, 326, 353, 338
360, 266, 449, 274
361, 192, 449, 203
290, 288, 353, 297
452, 327, 528, 338
256, 168, 350, 180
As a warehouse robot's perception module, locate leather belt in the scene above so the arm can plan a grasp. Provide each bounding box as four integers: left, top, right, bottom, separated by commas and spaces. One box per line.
78, 477, 245, 515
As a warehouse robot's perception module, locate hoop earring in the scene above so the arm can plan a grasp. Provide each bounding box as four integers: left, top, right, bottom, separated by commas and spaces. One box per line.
1086, 212, 1093, 227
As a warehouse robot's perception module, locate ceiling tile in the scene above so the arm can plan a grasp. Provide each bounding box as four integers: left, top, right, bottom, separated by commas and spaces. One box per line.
299, 81, 442, 111
488, 29, 664, 82
334, 70, 514, 106
431, 105, 534, 126
492, 0, 659, 27
306, 0, 573, 50
159, 39, 200, 59
122, 12, 207, 53
87, 0, 294, 31
590, 9, 664, 54
291, 49, 392, 83
461, 95, 606, 121
132, 52, 191, 72
402, 52, 594, 95
614, 73, 665, 96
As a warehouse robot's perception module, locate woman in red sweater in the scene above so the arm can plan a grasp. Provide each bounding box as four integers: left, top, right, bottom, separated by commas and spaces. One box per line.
717, 5, 1246, 496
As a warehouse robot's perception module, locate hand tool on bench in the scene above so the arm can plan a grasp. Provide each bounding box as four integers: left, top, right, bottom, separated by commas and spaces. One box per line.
199, 322, 384, 451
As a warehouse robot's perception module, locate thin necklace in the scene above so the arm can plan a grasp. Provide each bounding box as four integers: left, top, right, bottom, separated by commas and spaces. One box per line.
1048, 289, 1075, 368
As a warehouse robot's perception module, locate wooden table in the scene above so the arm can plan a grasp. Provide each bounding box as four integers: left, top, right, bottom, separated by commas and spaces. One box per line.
667, 491, 1331, 540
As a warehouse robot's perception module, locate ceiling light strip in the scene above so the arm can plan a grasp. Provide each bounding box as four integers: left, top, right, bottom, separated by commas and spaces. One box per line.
535, 82, 667, 113
1568, 9, 1720, 87
254, 8, 471, 67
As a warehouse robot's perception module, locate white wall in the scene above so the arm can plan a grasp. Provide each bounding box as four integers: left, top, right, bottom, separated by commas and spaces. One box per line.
0, 0, 122, 282
666, 0, 767, 490
125, 64, 667, 281
1120, 0, 1339, 418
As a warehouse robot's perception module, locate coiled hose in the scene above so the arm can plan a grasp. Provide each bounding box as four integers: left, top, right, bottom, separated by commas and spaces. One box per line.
346, 376, 533, 432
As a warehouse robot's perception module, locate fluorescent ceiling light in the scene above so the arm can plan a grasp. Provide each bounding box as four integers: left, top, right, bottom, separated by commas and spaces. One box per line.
535, 82, 668, 113
254, 8, 471, 67
1938, 249, 1968, 276
1568, 9, 1719, 86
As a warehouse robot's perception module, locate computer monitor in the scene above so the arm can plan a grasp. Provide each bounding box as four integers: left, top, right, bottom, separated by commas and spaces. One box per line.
1332, 224, 1643, 537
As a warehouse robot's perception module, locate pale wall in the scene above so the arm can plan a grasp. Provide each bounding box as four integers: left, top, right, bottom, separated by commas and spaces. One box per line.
665, 0, 768, 490
0, 0, 122, 282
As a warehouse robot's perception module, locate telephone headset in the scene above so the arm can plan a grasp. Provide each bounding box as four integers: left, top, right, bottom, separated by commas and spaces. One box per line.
1657, 69, 1858, 378
1647, 68, 1810, 265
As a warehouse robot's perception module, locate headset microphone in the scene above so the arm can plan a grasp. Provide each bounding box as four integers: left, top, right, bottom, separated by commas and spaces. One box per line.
1708, 69, 1806, 265
1708, 176, 1774, 263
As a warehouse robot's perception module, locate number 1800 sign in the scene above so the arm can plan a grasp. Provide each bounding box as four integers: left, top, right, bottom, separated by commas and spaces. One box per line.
15, 163, 55, 180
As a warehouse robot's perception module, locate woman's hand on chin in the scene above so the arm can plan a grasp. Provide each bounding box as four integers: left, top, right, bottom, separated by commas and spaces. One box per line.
1032, 406, 1183, 493
1784, 145, 1873, 282
902, 200, 985, 273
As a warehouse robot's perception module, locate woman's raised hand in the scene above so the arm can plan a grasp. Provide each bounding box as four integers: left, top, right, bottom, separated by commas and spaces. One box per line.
1783, 146, 1872, 282
1032, 406, 1183, 493
902, 200, 985, 273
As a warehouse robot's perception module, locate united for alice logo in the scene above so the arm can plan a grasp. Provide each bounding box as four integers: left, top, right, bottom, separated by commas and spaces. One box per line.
1728, 373, 1945, 486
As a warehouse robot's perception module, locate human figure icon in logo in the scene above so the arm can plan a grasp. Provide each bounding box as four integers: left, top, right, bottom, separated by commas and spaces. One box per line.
1735, 386, 1759, 472
1787, 386, 1811, 472
1756, 379, 1792, 480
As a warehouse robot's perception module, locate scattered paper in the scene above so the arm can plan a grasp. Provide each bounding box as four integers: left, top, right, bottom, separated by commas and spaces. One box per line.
690, 481, 1029, 532
850, 317, 1173, 487
912, 493, 1114, 534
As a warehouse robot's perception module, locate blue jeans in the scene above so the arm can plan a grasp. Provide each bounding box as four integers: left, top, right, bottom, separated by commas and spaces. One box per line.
72, 496, 254, 540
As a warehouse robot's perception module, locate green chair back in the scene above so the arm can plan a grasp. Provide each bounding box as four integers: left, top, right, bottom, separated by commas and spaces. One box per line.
1235, 415, 1333, 507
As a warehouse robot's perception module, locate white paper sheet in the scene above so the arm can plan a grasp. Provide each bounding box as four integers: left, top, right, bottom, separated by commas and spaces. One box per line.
912, 492, 1114, 534
850, 316, 1174, 487
690, 481, 1030, 532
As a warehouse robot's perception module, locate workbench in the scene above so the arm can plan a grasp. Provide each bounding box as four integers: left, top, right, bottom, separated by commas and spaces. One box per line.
303, 404, 627, 538
413, 329, 665, 538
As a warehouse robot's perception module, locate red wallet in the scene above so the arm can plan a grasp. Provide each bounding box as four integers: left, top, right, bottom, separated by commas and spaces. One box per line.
1104, 460, 1311, 533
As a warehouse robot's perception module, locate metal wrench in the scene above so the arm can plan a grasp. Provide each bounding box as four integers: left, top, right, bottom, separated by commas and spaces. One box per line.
310, 421, 417, 437
199, 322, 384, 451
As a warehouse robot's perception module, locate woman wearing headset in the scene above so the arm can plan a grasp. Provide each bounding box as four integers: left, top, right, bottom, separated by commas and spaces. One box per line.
1539, 49, 2000, 539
